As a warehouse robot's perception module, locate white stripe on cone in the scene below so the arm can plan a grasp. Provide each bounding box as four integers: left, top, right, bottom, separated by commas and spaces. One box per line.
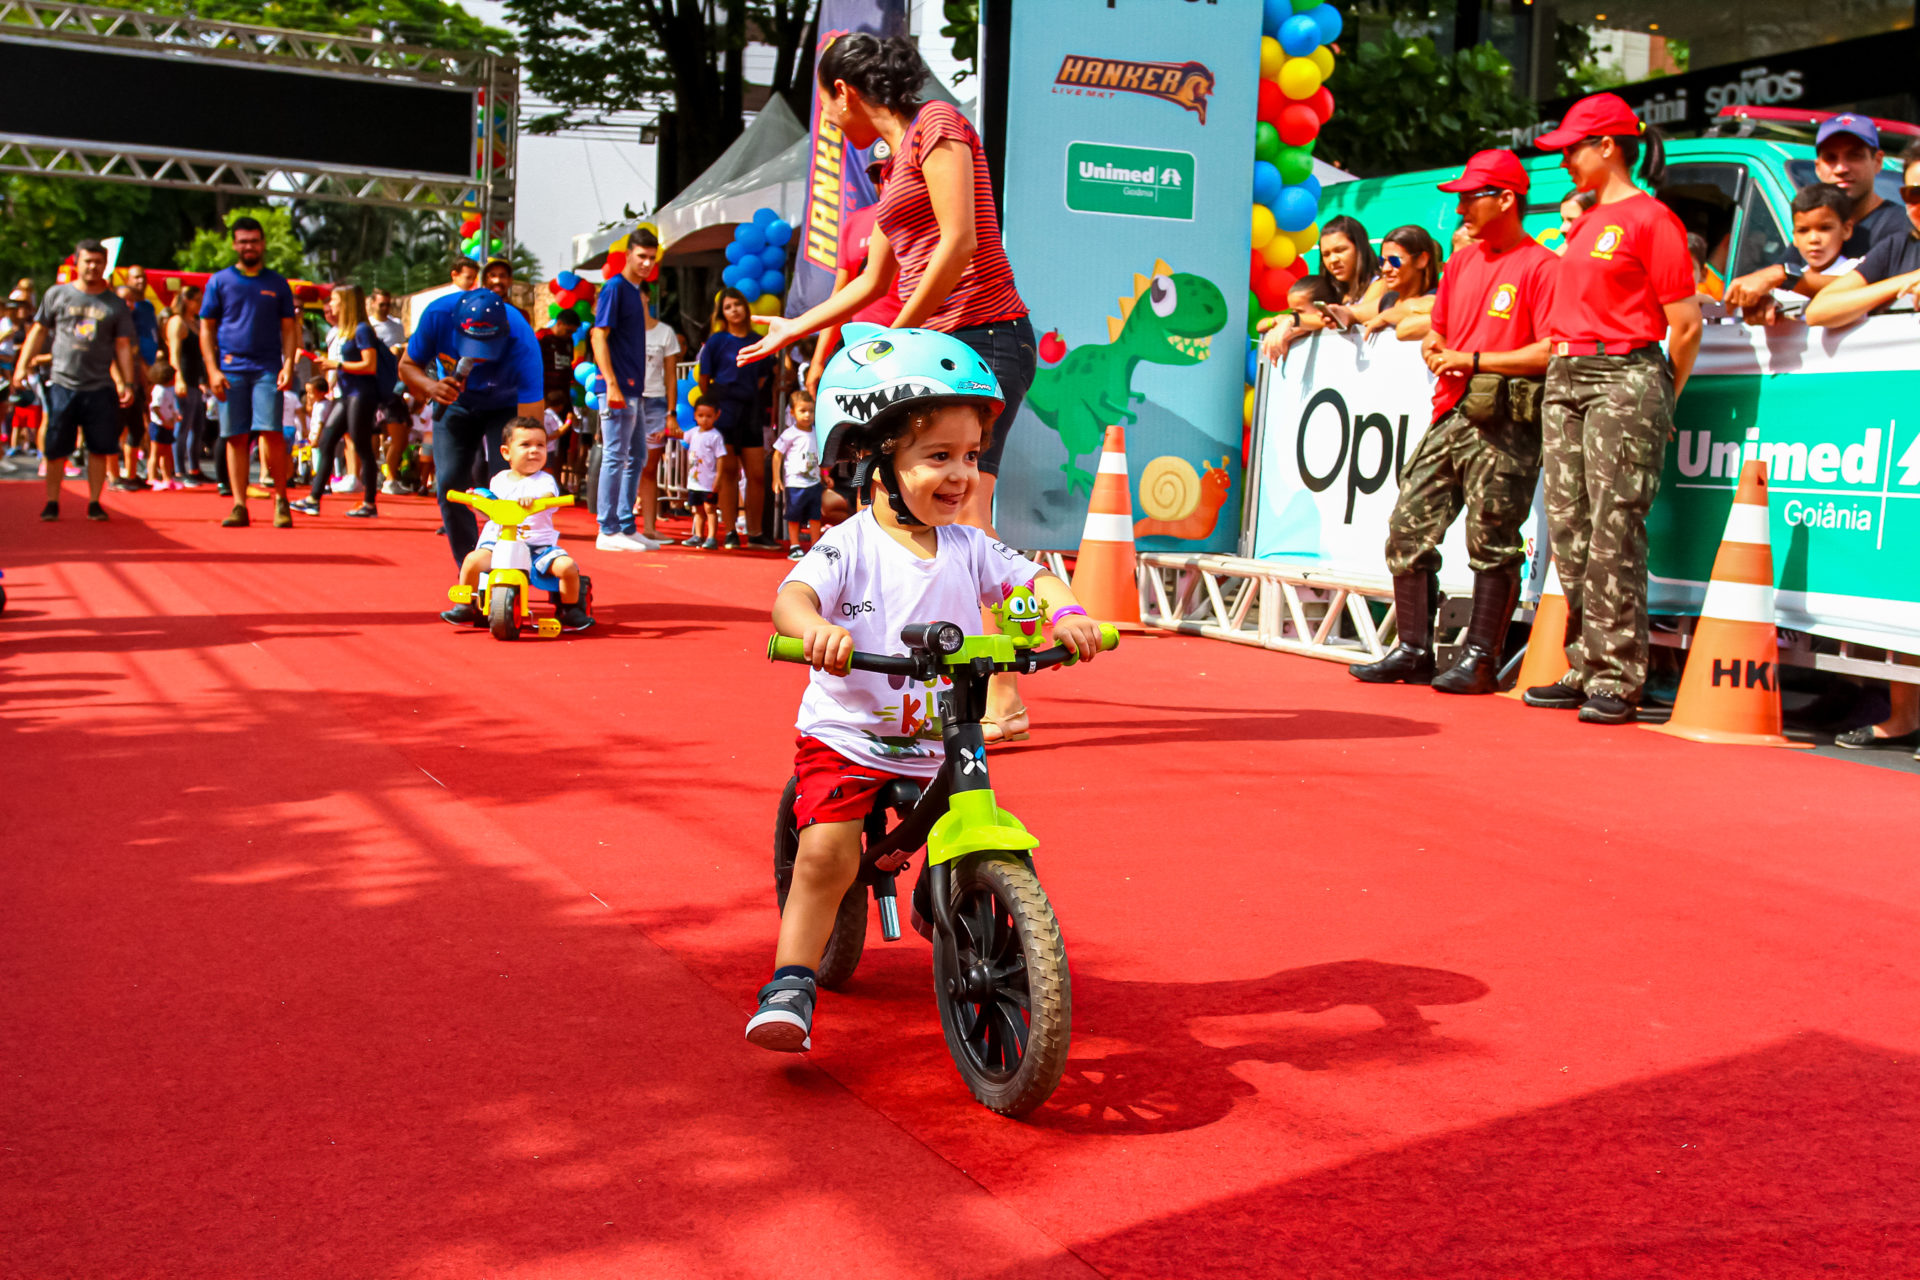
1721, 503, 1770, 546
1081, 511, 1135, 543
1542, 557, 1563, 596
1097, 452, 1129, 476
1699, 578, 1774, 624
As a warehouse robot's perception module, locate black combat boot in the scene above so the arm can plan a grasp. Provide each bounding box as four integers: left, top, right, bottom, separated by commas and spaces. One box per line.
1351, 572, 1439, 684
1433, 568, 1521, 695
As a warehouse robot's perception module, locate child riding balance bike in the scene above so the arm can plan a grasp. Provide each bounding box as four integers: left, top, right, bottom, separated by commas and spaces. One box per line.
441, 416, 593, 637
751, 324, 1115, 1116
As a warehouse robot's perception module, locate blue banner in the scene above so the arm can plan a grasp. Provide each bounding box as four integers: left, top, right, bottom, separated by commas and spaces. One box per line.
785, 0, 908, 319
995, 0, 1260, 552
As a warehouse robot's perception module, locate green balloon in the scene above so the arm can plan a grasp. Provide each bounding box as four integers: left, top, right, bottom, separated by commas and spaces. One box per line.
1291, 0, 1317, 11
1277, 144, 1315, 186
573, 299, 593, 319
1254, 122, 1281, 164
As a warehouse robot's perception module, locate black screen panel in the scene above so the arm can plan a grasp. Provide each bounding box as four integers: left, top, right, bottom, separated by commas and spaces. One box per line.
0, 39, 475, 177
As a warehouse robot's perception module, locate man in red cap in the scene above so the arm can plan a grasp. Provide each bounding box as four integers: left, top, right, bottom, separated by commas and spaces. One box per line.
1351, 148, 1558, 693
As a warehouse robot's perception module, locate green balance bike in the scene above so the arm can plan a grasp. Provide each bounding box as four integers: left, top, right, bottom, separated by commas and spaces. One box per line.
768, 611, 1119, 1116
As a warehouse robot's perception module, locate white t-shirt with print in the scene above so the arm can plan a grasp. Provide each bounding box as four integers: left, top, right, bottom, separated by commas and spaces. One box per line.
780, 509, 1041, 776
686, 425, 725, 491
282, 390, 303, 430
642, 321, 681, 399
148, 383, 179, 430
480, 467, 562, 548
773, 425, 821, 488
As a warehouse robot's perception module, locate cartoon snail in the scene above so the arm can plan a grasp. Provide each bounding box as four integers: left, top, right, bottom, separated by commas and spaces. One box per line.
1133, 455, 1233, 540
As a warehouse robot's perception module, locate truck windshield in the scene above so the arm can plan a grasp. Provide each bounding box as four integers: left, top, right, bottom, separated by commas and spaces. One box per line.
1784, 160, 1907, 204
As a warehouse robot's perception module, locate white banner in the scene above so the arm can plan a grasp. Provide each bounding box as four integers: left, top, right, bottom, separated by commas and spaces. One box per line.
1248, 330, 1548, 598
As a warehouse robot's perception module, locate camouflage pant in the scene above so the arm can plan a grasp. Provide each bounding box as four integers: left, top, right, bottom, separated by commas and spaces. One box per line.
1541, 349, 1674, 700
1384, 406, 1541, 577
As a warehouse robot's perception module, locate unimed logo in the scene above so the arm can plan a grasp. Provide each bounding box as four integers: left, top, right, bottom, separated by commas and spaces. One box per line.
1053, 55, 1216, 123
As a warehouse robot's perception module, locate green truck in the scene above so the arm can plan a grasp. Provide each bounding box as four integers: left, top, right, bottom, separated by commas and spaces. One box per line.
1309, 138, 1908, 293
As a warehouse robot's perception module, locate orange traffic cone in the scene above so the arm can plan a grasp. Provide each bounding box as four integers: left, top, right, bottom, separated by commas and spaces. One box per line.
1646, 461, 1810, 748
1068, 424, 1141, 627
1501, 555, 1571, 699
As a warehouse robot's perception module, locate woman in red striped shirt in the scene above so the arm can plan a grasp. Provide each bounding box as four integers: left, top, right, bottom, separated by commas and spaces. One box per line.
742, 33, 1039, 740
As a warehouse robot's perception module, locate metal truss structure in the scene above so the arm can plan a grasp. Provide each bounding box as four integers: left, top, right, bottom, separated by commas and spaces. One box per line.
1136, 553, 1412, 665
0, 0, 516, 230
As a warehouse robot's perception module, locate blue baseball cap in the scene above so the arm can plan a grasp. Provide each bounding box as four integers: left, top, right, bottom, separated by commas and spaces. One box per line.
1816, 114, 1880, 151
453, 290, 509, 361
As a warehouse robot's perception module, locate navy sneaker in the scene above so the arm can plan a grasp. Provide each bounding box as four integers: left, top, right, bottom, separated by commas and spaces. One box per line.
745, 974, 816, 1052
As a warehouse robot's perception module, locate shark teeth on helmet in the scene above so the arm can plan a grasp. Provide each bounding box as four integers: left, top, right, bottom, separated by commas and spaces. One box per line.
831, 380, 936, 422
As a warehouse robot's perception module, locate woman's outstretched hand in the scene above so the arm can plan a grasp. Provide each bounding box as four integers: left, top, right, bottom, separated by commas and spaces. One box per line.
738, 316, 802, 365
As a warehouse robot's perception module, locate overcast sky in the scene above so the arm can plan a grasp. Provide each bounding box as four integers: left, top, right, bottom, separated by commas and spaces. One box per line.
458, 0, 970, 279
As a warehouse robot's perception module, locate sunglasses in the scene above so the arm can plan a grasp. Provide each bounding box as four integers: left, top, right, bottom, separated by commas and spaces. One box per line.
1454, 186, 1506, 202
1902, 184, 1920, 204
1382, 254, 1407, 268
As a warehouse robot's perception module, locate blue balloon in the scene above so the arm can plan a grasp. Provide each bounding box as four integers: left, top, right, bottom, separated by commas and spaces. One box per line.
1298, 175, 1323, 204
752, 206, 779, 227
737, 279, 762, 304
1252, 161, 1282, 209
765, 219, 793, 247
1279, 14, 1321, 57
759, 269, 785, 296
719, 263, 741, 287
723, 240, 745, 264
1262, 0, 1288, 37
1310, 2, 1342, 46
556, 270, 580, 291
735, 224, 765, 254
1245, 347, 1259, 385
1275, 185, 1320, 233
759, 246, 786, 273
573, 363, 592, 387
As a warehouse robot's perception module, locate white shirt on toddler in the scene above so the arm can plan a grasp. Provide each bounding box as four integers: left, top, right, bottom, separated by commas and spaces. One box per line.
148, 383, 179, 430
773, 424, 821, 489
480, 467, 562, 548
780, 508, 1042, 776
686, 424, 725, 492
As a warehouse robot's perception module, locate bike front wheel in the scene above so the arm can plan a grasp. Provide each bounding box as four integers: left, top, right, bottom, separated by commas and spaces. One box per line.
932, 854, 1071, 1117
488, 587, 518, 641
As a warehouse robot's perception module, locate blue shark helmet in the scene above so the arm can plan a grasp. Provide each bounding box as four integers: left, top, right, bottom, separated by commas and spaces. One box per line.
814, 324, 1004, 526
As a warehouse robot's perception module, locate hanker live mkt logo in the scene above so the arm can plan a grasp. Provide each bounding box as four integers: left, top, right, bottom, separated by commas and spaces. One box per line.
1053, 55, 1216, 123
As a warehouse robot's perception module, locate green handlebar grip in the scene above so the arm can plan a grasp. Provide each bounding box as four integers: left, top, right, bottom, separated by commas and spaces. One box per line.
768, 635, 807, 663
1098, 623, 1120, 651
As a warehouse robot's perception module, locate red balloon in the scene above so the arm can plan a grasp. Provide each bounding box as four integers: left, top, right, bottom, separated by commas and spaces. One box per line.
605, 249, 628, 277
1307, 86, 1335, 124
1283, 257, 1310, 283
1250, 249, 1268, 287
1278, 103, 1320, 147
1254, 267, 1293, 314
1257, 79, 1286, 127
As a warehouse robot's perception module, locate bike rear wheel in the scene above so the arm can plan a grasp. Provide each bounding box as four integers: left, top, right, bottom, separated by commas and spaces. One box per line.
773, 776, 867, 989
932, 854, 1071, 1117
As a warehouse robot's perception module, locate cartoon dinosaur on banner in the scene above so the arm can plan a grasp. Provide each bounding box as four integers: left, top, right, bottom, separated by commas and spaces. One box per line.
1025, 259, 1227, 495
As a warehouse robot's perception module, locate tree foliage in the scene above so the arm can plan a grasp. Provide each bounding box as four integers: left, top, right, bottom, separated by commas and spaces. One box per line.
174, 207, 314, 277
140, 0, 508, 49
0, 179, 216, 294
1317, 34, 1536, 177
505, 0, 819, 204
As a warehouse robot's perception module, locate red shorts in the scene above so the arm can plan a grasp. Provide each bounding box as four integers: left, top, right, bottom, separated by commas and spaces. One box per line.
792, 735, 908, 828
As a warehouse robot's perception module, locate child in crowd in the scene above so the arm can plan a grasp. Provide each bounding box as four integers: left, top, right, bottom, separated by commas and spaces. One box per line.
772, 389, 823, 560
145, 360, 180, 489
745, 328, 1105, 1053
439, 417, 590, 631
298, 377, 328, 485
1744, 183, 1859, 325
682, 399, 725, 550
1261, 273, 1343, 365
408, 392, 435, 492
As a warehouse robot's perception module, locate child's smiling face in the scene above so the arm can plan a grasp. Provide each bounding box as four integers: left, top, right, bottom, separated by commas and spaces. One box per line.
502, 426, 548, 475
886, 405, 985, 525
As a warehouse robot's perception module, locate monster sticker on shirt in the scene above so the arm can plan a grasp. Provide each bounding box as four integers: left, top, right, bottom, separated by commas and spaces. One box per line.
862, 672, 953, 758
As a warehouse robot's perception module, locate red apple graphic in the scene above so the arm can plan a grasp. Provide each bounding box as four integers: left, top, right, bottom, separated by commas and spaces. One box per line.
1038, 329, 1067, 364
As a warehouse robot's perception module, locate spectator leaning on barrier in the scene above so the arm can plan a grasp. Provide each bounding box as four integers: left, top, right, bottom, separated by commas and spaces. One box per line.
199, 215, 300, 528
1724, 114, 1903, 310
1804, 141, 1920, 329
400, 287, 545, 569
1351, 150, 1558, 695
8, 238, 136, 522
1737, 184, 1858, 324
1524, 93, 1703, 725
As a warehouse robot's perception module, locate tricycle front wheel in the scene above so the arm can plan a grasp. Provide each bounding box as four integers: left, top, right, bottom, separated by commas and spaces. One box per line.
933, 854, 1071, 1117
488, 587, 519, 641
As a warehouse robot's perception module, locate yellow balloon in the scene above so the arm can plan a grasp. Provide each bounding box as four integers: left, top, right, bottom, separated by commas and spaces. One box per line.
1251, 203, 1276, 250
1243, 386, 1256, 426
1310, 44, 1336, 79
1259, 36, 1284, 80
750, 294, 781, 315
1259, 234, 1298, 271
1288, 221, 1321, 254
1279, 56, 1322, 100
687, 385, 703, 405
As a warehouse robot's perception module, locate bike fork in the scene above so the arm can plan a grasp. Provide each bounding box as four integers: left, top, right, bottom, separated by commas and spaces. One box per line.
873, 874, 902, 942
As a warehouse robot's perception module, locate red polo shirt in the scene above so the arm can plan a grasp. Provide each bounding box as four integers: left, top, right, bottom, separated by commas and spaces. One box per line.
1548, 192, 1693, 348
1430, 236, 1559, 421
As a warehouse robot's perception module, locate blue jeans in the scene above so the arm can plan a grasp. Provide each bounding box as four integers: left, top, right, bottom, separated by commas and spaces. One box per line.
172, 387, 204, 475
433, 400, 516, 566
216, 369, 282, 438
596, 399, 653, 535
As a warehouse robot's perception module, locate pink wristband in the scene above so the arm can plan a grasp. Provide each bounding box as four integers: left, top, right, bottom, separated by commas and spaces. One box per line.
1049, 605, 1087, 625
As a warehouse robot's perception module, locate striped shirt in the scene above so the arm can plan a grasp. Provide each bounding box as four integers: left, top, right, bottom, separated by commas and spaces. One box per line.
875, 101, 1026, 332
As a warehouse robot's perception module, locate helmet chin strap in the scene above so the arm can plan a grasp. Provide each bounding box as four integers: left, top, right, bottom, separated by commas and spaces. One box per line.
853, 454, 924, 526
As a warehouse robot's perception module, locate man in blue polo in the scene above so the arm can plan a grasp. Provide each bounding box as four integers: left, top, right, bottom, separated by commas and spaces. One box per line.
198, 216, 299, 528
399, 287, 544, 567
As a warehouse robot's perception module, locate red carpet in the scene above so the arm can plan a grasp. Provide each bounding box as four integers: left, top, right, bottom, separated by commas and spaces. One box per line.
2, 481, 1914, 1278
